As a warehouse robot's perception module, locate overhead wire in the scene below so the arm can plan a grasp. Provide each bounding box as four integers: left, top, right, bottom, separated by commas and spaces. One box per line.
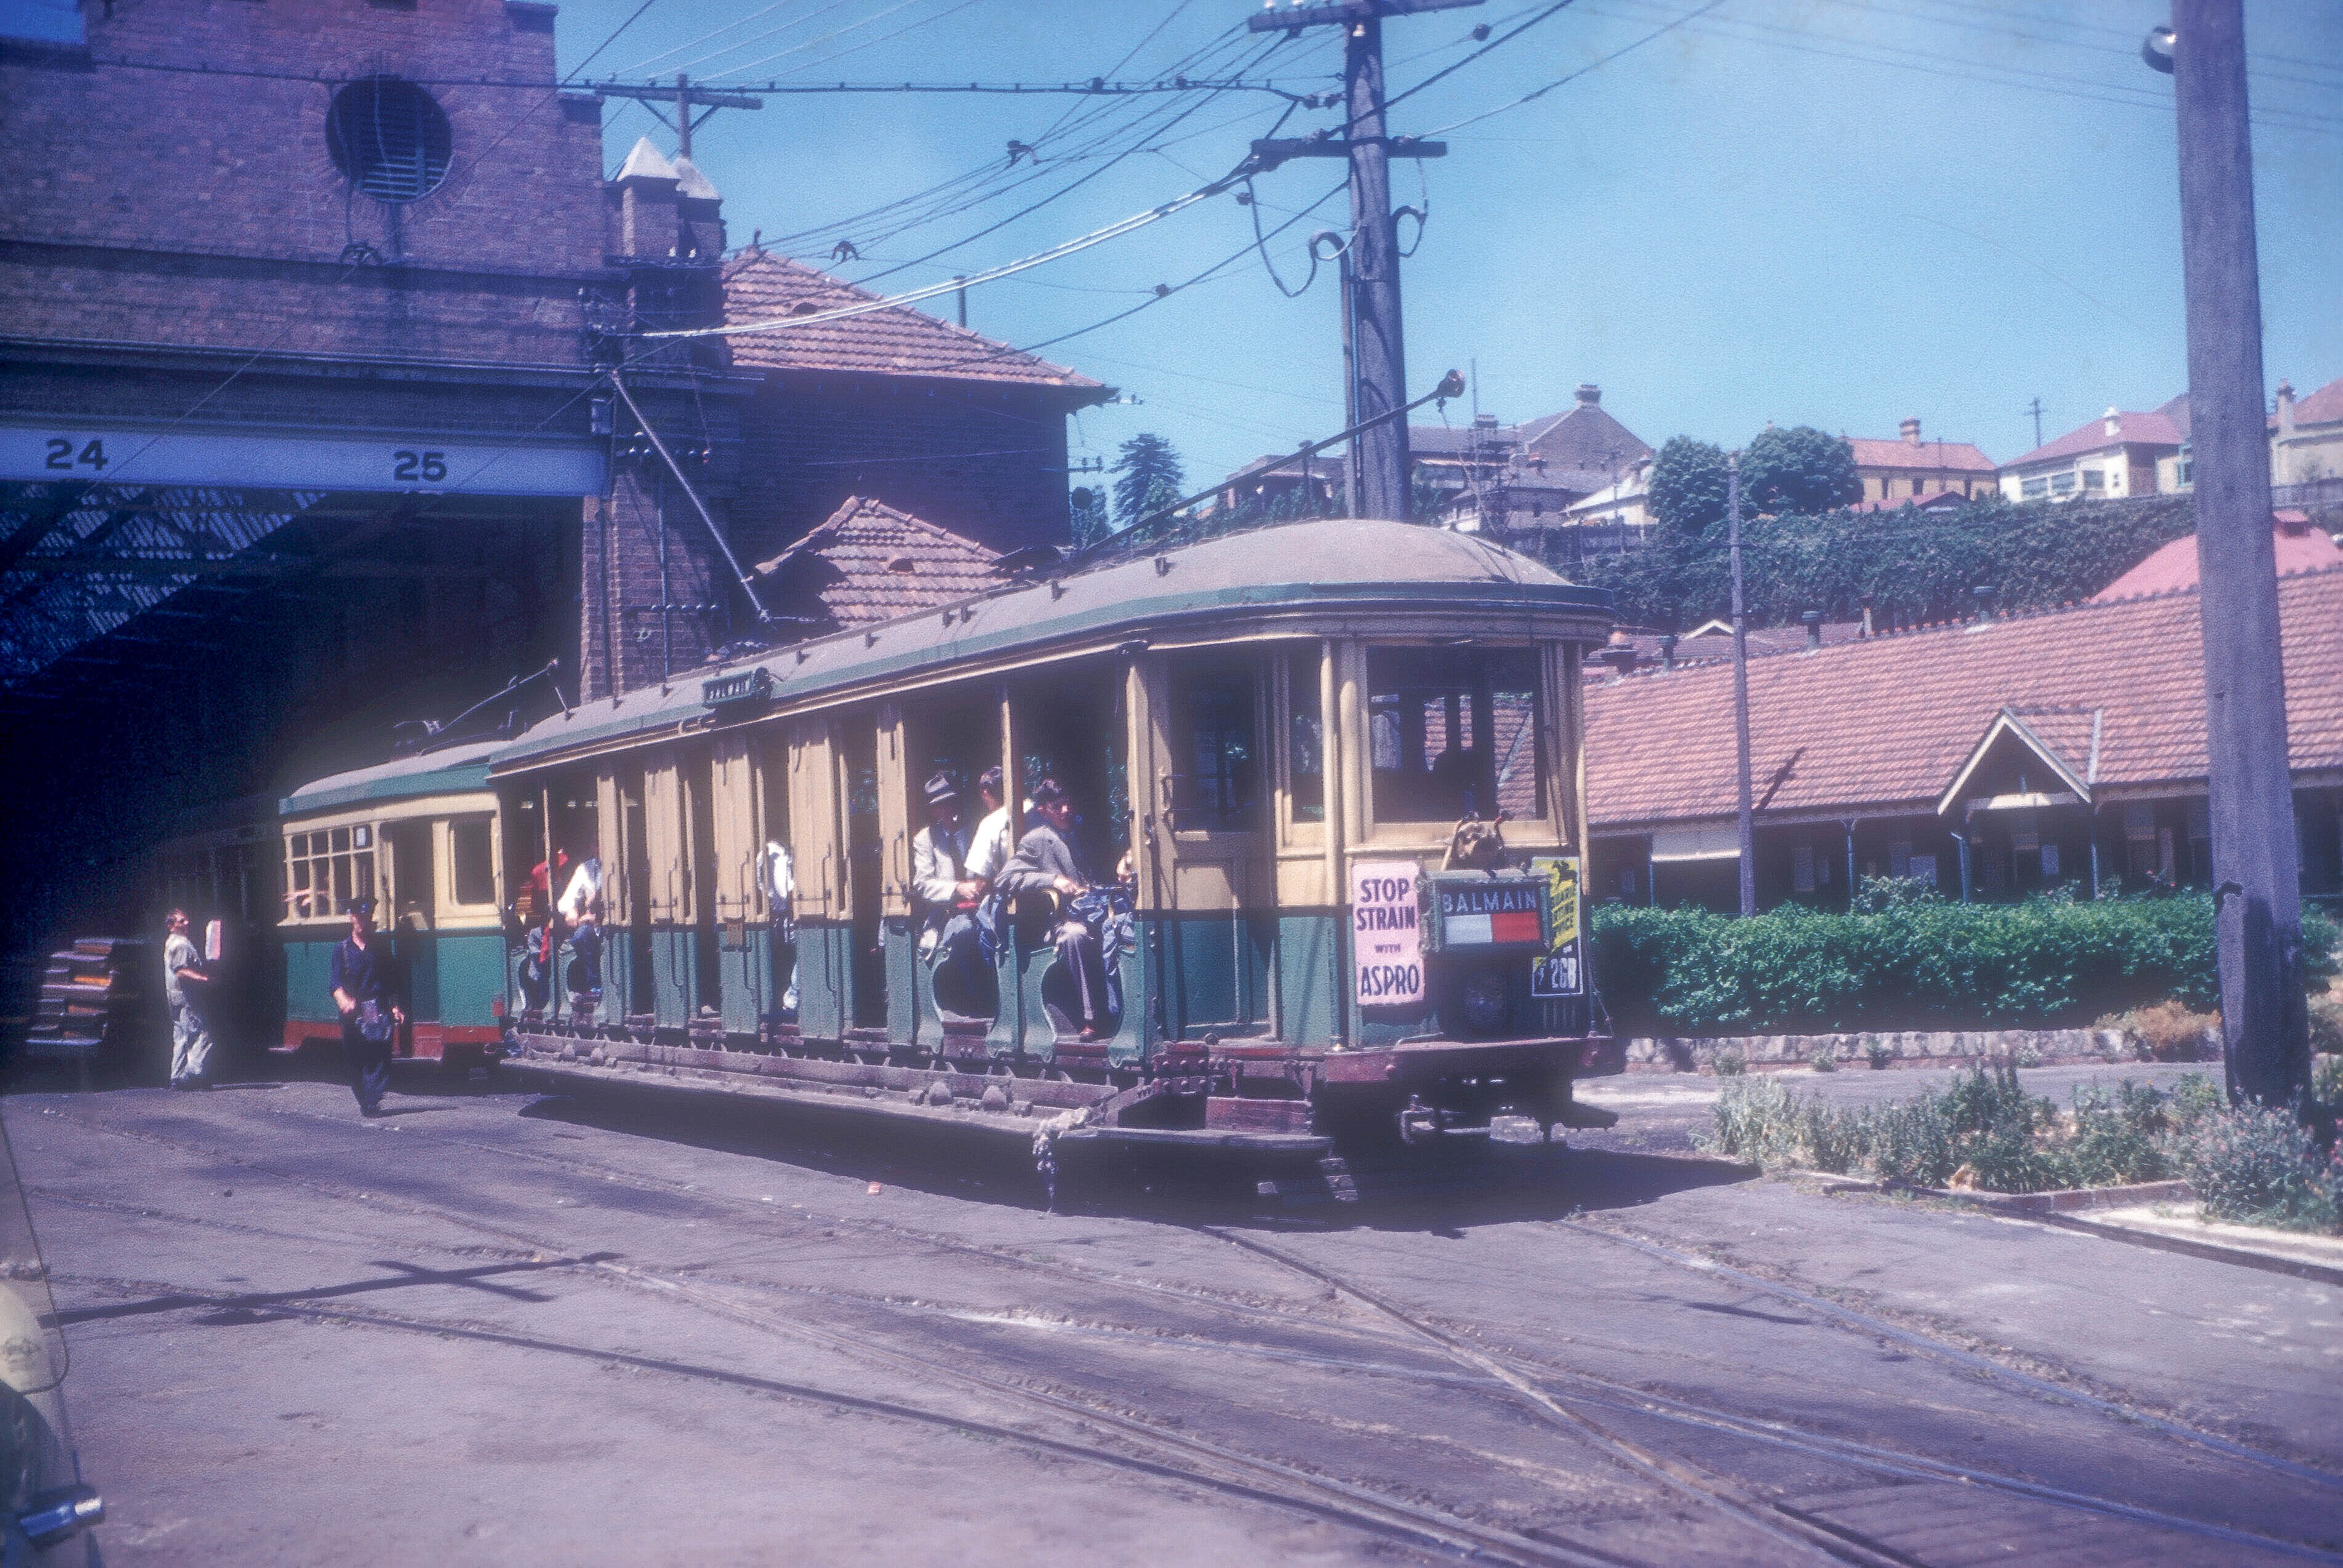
696, 0, 986, 85
1422, 0, 1725, 137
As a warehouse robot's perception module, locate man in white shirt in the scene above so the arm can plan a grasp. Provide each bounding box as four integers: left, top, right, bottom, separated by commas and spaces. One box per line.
163, 908, 215, 1089
556, 839, 604, 1004
966, 766, 1014, 886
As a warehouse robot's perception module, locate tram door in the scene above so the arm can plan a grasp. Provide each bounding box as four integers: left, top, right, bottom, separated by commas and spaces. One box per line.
841, 720, 887, 1031
639, 746, 694, 1027
783, 714, 852, 1041
682, 748, 721, 1017
708, 733, 769, 1036
1142, 650, 1276, 1042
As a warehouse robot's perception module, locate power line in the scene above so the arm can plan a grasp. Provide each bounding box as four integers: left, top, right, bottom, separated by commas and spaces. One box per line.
1422, 0, 1723, 137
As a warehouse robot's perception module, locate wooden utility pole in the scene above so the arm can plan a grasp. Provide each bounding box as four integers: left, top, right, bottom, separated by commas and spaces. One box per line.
2163, 0, 2308, 1106
1249, 0, 1476, 520
595, 74, 763, 160
1728, 453, 1756, 918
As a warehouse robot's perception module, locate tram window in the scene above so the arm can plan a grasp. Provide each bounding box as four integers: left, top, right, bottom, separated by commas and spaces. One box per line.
285, 827, 376, 919
1286, 648, 1324, 823
1171, 658, 1260, 831
1366, 647, 1547, 825
451, 818, 495, 908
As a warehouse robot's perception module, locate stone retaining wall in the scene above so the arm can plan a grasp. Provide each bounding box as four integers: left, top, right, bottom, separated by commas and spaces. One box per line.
1622, 1026, 2187, 1074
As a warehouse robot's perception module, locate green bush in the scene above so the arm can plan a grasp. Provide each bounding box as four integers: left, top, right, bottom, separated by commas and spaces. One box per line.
2179, 1102, 2342, 1234
1593, 895, 2340, 1038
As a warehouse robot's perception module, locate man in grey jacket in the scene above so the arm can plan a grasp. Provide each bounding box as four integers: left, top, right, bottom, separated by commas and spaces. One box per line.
910, 772, 986, 1005
996, 777, 1113, 1040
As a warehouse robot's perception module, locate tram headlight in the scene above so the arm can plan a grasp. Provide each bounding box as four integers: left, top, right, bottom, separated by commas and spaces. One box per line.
1459, 967, 1510, 1037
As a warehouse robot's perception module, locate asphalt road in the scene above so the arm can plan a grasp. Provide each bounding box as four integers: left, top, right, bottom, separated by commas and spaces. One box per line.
9, 1067, 2339, 1567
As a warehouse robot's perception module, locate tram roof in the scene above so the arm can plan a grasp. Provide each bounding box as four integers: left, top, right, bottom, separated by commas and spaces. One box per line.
491, 518, 1612, 774
280, 738, 505, 818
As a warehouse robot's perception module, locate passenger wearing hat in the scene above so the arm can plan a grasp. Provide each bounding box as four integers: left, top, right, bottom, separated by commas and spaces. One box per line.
329, 898, 406, 1118
910, 770, 988, 1002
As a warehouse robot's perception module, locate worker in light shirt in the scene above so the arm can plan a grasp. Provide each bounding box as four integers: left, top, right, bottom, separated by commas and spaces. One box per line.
557, 838, 604, 1005
966, 765, 1015, 886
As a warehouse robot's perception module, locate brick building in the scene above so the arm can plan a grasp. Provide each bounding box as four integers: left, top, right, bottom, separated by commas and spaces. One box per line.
0, 1, 1103, 956
1848, 418, 1997, 506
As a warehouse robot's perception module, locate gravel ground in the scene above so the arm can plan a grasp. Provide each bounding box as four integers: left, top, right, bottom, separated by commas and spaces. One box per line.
5, 1065, 2335, 1567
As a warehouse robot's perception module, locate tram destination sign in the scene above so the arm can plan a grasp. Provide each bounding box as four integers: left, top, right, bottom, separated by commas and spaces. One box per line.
1, 420, 605, 498
1425, 873, 1549, 953
1350, 859, 1425, 1009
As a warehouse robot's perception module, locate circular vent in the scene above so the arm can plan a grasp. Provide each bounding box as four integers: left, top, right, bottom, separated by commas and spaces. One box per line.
327, 76, 452, 203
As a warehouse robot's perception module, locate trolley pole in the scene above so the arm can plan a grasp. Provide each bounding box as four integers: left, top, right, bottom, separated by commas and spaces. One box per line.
2163, 1, 2308, 1106
1250, 0, 1476, 520
1729, 453, 1756, 918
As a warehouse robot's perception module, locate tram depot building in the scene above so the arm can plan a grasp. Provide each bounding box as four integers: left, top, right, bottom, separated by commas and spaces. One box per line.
0, 0, 1108, 974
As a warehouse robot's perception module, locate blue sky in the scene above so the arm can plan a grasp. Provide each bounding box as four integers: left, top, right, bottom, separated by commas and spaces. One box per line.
34, 0, 2335, 484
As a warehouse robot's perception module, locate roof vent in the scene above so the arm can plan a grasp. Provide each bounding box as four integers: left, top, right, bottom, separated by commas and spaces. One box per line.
1576, 383, 1601, 407
1472, 412, 1499, 431
2103, 407, 2121, 439
1900, 417, 1921, 445
1801, 610, 1823, 650
788, 302, 820, 316
886, 556, 917, 574
1971, 584, 1998, 623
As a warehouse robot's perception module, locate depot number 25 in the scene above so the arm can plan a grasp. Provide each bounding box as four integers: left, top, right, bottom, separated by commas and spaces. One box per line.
393, 450, 448, 483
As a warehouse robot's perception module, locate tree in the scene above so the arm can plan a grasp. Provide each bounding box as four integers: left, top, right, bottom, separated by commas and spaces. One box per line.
1113, 433, 1186, 529
1068, 485, 1110, 548
1646, 436, 1731, 541
1741, 425, 1862, 516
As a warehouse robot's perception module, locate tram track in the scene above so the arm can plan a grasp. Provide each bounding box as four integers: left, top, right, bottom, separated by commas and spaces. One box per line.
30, 1100, 2343, 1564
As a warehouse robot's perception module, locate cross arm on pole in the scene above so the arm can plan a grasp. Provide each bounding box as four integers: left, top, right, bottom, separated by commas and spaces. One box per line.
1250, 136, 1444, 172
1249, 0, 1483, 32
594, 84, 763, 111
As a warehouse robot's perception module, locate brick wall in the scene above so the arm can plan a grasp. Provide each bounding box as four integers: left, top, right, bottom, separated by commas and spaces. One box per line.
0, 0, 610, 365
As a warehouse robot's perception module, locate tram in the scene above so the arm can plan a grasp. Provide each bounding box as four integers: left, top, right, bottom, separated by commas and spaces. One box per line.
271, 738, 513, 1074
489, 517, 1624, 1166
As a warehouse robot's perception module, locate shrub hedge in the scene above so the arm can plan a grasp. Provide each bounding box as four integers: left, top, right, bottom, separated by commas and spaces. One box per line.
1593, 890, 2339, 1037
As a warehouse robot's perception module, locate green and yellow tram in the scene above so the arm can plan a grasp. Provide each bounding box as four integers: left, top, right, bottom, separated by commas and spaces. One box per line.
491, 518, 1622, 1163
273, 738, 511, 1073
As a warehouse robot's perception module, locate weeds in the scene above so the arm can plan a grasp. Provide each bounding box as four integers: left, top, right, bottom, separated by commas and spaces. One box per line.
1809, 1046, 1839, 1073
1701, 1064, 2341, 1229
2099, 999, 2221, 1062
1864, 1040, 1893, 1071
1712, 1049, 1747, 1077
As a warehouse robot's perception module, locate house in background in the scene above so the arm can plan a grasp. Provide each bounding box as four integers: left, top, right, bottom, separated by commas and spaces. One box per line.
1998, 397, 2189, 503
2273, 377, 2343, 488
1582, 561, 2343, 913
1210, 451, 1343, 517
1561, 456, 1655, 532
1848, 419, 1997, 505
1411, 384, 1651, 525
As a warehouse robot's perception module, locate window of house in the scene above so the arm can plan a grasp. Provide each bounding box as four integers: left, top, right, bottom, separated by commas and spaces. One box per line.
451, 817, 497, 908
1889, 840, 1912, 877
1367, 647, 1545, 825
2186, 798, 2210, 842
2022, 476, 2049, 500
1286, 649, 1325, 823
1793, 842, 1816, 894
1912, 476, 1924, 497
2083, 469, 2104, 491
286, 825, 375, 920
2041, 842, 2061, 879
2049, 471, 2077, 495
1906, 853, 1937, 887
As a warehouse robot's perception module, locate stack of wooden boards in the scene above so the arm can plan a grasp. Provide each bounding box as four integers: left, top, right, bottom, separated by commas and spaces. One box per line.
17, 938, 156, 1073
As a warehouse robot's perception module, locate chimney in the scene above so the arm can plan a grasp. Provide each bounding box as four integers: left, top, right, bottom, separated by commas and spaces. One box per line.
1576, 383, 1601, 408
1900, 417, 1921, 446
1657, 631, 1678, 670
612, 137, 681, 259
1801, 610, 1823, 650
2102, 407, 2121, 441
670, 154, 726, 263
1971, 584, 1997, 623
1601, 628, 1638, 678
2277, 379, 2296, 436
1472, 412, 1499, 431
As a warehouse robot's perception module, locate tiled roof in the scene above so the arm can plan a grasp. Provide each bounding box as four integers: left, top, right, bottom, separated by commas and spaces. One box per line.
752, 497, 1004, 627
1591, 620, 1867, 678
2089, 519, 2342, 601
1411, 400, 1652, 473
2006, 406, 2187, 468
1584, 566, 2343, 830
718, 251, 1107, 395
1846, 436, 1996, 472
2286, 375, 2343, 428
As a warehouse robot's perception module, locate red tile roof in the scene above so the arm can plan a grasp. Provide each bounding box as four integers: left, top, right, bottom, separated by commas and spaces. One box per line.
2006, 406, 2187, 468
2286, 375, 2343, 428
1846, 437, 1997, 473
752, 497, 1004, 627
718, 252, 1107, 395
1585, 566, 2343, 830
2090, 519, 2343, 601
